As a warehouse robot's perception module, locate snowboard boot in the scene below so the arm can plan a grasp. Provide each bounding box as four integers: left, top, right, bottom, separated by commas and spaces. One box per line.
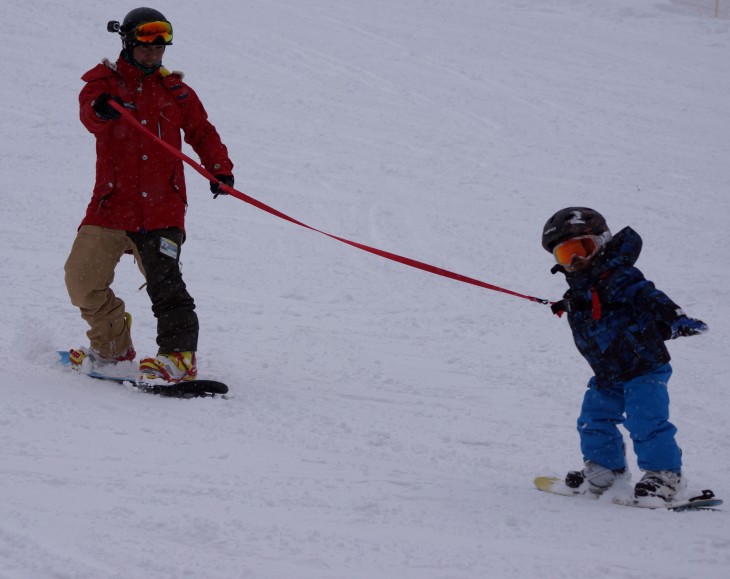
565, 461, 626, 496
139, 351, 197, 383
69, 312, 135, 373
69, 346, 136, 373
634, 471, 682, 502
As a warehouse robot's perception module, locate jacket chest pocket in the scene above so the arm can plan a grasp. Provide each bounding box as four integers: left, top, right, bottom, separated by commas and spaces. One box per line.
135, 87, 182, 137
157, 99, 183, 135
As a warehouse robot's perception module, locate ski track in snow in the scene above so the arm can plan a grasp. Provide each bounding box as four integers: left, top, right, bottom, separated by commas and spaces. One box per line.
1, 1, 729, 578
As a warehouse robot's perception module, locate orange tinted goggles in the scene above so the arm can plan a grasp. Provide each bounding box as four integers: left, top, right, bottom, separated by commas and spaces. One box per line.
553, 235, 600, 266
133, 20, 173, 44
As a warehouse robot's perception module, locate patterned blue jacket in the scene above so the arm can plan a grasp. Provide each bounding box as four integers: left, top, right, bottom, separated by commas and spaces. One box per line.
558, 227, 683, 389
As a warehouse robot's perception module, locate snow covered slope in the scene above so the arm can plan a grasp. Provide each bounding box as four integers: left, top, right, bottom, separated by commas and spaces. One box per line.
1, 1, 729, 577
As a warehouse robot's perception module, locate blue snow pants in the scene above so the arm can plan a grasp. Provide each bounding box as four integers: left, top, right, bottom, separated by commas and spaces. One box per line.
577, 363, 682, 473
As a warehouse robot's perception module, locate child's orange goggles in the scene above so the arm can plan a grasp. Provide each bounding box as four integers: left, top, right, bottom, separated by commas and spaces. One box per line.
133, 21, 173, 44
553, 235, 601, 266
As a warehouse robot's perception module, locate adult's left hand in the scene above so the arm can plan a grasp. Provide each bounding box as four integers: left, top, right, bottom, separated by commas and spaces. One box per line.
210, 174, 234, 198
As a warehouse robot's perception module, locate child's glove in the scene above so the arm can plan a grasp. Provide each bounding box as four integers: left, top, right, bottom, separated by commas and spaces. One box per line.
671, 316, 708, 339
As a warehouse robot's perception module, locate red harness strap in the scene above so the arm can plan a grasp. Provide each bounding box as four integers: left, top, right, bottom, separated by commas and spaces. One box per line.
110, 100, 550, 306
591, 288, 602, 320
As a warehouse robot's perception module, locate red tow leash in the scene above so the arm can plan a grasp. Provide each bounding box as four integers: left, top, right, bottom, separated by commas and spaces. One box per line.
110, 100, 549, 306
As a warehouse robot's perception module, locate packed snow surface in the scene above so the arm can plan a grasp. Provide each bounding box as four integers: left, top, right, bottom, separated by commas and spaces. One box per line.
1, 1, 729, 577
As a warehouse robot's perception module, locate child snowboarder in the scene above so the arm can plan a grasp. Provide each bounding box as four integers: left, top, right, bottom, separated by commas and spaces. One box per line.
542, 207, 708, 502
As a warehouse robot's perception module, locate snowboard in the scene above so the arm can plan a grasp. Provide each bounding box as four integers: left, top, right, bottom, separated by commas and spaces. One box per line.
534, 476, 722, 512
58, 351, 228, 398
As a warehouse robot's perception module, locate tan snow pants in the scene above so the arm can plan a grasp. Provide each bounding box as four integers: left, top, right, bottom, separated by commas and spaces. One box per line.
64, 225, 145, 359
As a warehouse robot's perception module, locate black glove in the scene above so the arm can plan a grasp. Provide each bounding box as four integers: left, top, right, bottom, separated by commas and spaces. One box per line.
210, 174, 234, 198
670, 316, 708, 339
92, 93, 124, 120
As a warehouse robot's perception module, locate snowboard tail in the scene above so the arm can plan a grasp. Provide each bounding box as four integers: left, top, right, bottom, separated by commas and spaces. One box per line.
58, 351, 228, 398
612, 490, 723, 512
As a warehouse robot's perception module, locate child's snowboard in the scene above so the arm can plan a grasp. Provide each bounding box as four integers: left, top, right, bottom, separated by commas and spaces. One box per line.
534, 476, 722, 512
58, 351, 228, 398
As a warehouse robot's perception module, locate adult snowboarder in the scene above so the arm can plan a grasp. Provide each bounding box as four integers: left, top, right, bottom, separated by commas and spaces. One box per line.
65, 7, 234, 383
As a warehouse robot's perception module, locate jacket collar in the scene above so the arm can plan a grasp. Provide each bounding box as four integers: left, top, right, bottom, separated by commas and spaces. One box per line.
115, 52, 162, 85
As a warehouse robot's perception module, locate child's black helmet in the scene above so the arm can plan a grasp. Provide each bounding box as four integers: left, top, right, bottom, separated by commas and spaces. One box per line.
542, 207, 609, 252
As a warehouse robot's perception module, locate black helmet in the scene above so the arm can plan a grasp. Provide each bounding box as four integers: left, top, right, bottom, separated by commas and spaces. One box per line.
108, 7, 173, 50
542, 207, 610, 252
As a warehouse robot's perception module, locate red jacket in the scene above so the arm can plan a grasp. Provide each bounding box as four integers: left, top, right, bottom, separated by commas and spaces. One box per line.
78, 56, 233, 232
